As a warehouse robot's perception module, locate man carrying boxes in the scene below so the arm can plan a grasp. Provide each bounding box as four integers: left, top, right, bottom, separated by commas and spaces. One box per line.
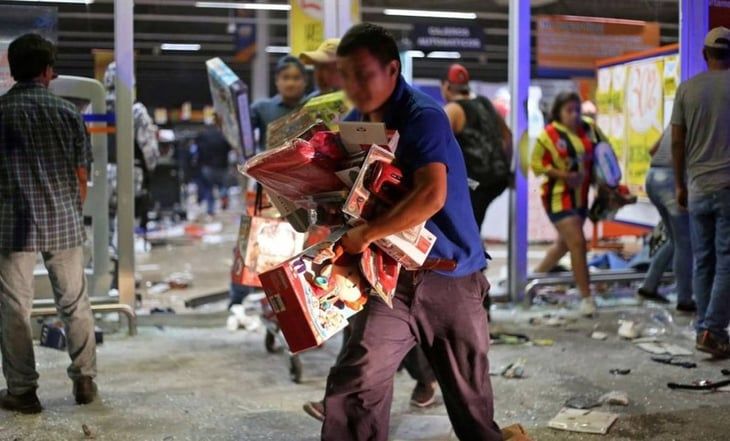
323, 23, 500, 441
243, 23, 501, 440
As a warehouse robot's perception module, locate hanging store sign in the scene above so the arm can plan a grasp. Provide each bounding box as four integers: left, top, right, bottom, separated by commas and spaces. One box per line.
536, 15, 660, 76
411, 25, 485, 53
289, 0, 325, 56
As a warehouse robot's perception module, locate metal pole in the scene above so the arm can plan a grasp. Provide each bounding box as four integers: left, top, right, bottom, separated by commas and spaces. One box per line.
114, 0, 135, 309
508, 0, 529, 304
679, 0, 709, 81
252, 5, 269, 101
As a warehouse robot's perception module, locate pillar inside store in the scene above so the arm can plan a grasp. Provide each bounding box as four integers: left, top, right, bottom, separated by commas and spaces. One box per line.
114, 0, 135, 309
679, 0, 709, 81
252, 5, 270, 101
508, 0, 530, 304
323, 0, 360, 39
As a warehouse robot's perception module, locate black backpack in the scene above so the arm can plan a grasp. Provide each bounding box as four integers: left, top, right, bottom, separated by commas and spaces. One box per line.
454, 96, 511, 193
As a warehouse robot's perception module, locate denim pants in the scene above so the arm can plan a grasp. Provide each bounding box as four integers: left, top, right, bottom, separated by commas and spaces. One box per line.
642, 167, 693, 304
0, 247, 97, 394
689, 188, 730, 340
199, 166, 229, 215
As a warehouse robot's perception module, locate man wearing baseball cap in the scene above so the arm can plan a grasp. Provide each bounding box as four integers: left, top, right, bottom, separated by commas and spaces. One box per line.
671, 26, 730, 358
441, 63, 512, 231
300, 38, 342, 98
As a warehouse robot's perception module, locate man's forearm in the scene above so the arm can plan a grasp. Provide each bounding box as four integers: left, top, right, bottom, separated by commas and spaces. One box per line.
672, 140, 686, 188
76, 166, 88, 203
364, 185, 444, 244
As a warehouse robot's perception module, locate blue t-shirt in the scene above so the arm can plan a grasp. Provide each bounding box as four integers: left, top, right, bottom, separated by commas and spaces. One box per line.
345, 76, 486, 277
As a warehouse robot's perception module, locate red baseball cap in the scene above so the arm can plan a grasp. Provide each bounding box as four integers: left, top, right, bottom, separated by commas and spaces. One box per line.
446, 63, 470, 85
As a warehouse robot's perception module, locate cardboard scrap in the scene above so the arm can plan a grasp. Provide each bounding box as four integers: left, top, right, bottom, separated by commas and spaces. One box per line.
548, 408, 618, 435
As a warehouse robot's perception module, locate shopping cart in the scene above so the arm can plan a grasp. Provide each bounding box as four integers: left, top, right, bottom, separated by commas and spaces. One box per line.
260, 295, 303, 383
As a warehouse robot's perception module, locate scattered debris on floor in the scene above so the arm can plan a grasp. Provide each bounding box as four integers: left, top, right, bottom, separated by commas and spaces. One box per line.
634, 340, 692, 356
668, 379, 730, 391
609, 368, 631, 375
599, 391, 630, 406
147, 282, 171, 295
500, 358, 527, 379
565, 395, 602, 410
82, 424, 95, 439
618, 320, 641, 339
491, 332, 531, 345
501, 423, 533, 441
166, 272, 194, 289
650, 355, 697, 369
591, 331, 609, 340
529, 314, 574, 327
548, 408, 619, 435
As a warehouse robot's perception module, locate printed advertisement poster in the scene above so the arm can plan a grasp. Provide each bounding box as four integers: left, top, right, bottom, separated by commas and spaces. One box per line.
662, 54, 680, 99
625, 60, 664, 196
0, 6, 57, 95
596, 68, 612, 115
289, 0, 360, 56
536, 15, 660, 74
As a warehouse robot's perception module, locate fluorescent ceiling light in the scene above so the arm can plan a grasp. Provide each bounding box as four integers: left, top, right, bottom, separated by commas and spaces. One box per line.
405, 50, 425, 58
383, 9, 476, 20
427, 51, 461, 59
8, 0, 94, 3
265, 46, 291, 54
195, 1, 291, 11
161, 43, 201, 51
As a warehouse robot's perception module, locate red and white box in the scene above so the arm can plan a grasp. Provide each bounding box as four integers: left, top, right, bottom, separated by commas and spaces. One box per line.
258, 235, 368, 353
342, 145, 437, 269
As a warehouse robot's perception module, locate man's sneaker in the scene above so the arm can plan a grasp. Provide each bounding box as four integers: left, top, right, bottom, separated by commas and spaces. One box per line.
696, 331, 730, 359
303, 400, 325, 422
637, 288, 670, 304
410, 381, 437, 408
676, 301, 697, 314
579, 297, 598, 318
0, 389, 42, 414
73, 377, 98, 405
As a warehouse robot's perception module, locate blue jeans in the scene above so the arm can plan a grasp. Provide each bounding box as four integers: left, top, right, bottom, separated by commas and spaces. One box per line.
689, 187, 730, 340
199, 166, 229, 215
642, 168, 693, 304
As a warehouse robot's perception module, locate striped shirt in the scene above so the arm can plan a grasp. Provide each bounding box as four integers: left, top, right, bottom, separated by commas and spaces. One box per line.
531, 121, 596, 215
0, 81, 92, 251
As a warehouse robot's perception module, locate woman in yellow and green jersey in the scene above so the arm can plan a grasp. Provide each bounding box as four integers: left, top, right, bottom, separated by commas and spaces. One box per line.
531, 91, 598, 317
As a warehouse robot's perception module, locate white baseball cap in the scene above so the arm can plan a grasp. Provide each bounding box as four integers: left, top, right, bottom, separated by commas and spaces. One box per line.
705, 27, 730, 50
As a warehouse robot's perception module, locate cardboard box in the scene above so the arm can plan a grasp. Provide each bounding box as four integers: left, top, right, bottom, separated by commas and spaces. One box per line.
235, 215, 306, 287
342, 145, 395, 220
205, 57, 255, 158
374, 226, 437, 270
40, 322, 66, 351
302, 90, 350, 131
343, 145, 437, 269
265, 113, 328, 151
259, 233, 368, 353
338, 122, 399, 155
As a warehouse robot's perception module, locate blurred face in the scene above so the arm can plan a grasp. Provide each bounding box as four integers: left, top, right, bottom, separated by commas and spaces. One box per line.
560, 100, 581, 130
275, 64, 306, 102
314, 62, 341, 92
337, 48, 399, 114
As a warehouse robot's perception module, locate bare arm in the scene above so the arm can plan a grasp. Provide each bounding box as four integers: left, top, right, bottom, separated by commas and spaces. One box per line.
443, 102, 466, 134
76, 167, 88, 203
672, 124, 688, 209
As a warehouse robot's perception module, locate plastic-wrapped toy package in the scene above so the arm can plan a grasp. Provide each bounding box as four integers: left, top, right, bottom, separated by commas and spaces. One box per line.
242, 134, 347, 204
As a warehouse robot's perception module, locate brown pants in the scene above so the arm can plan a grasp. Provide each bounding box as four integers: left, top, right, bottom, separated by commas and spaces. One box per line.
322, 270, 502, 441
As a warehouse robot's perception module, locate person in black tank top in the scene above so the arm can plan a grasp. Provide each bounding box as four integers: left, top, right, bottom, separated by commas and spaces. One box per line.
441, 64, 512, 231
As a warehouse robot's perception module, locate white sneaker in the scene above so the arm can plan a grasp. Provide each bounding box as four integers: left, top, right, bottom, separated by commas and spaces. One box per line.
579, 297, 598, 318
